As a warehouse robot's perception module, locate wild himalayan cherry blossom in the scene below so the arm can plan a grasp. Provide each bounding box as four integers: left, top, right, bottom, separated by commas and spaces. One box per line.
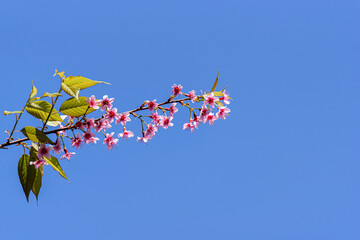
74, 121, 85, 130
58, 123, 67, 136
150, 111, 162, 126
60, 149, 76, 160
84, 118, 95, 129
219, 90, 230, 105
137, 136, 149, 143
105, 108, 119, 123
115, 112, 131, 126
204, 92, 219, 108
82, 129, 99, 144
205, 113, 217, 125
71, 133, 83, 149
183, 122, 194, 132
160, 116, 174, 129
145, 100, 158, 111
145, 123, 157, 139
200, 105, 210, 122
86, 95, 100, 109
118, 129, 134, 139
192, 115, 200, 129
103, 132, 119, 150
94, 118, 112, 132
100, 95, 114, 111
38, 144, 53, 159
169, 103, 178, 116
53, 140, 62, 154
216, 107, 231, 120
188, 90, 197, 102
172, 84, 183, 96
30, 158, 48, 169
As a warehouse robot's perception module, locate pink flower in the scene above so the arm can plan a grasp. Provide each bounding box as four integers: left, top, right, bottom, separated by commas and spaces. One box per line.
183, 122, 194, 132
115, 112, 131, 126
200, 105, 210, 122
192, 115, 200, 129
84, 118, 95, 129
216, 107, 231, 120
137, 136, 149, 143
172, 84, 183, 96
160, 116, 174, 129
58, 123, 67, 136
86, 95, 100, 109
94, 118, 112, 132
188, 90, 197, 102
145, 100, 158, 111
118, 129, 134, 139
169, 103, 178, 116
38, 144, 53, 159
219, 90, 230, 105
74, 121, 85, 130
82, 129, 99, 144
71, 133, 83, 148
103, 132, 118, 150
100, 95, 114, 111
204, 92, 219, 108
105, 108, 119, 123
60, 149, 76, 160
53, 139, 62, 154
205, 113, 217, 125
145, 123, 157, 139
151, 111, 162, 126
30, 158, 48, 169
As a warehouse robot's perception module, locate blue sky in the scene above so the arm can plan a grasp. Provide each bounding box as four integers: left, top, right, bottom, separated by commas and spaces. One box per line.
0, 0, 359, 239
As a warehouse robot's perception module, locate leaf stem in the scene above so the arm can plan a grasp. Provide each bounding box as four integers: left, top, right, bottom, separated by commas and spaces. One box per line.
41, 86, 63, 131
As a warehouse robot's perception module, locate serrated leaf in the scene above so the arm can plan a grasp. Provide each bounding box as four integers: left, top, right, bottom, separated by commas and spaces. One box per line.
41, 92, 63, 98
30, 81, 37, 99
21, 126, 54, 144
64, 76, 110, 90
32, 166, 43, 202
210, 72, 219, 92
18, 154, 36, 202
45, 155, 69, 181
61, 82, 80, 99
26, 100, 63, 122
60, 96, 96, 117
3, 110, 22, 115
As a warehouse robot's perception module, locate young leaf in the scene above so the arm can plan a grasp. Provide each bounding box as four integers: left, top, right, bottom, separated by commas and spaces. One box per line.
21, 126, 54, 144
54, 69, 65, 79
64, 76, 110, 90
210, 72, 219, 92
32, 166, 43, 202
41, 92, 63, 98
18, 154, 36, 202
3, 110, 22, 115
60, 96, 96, 117
61, 82, 80, 99
212, 91, 224, 97
30, 81, 37, 99
45, 155, 69, 181
26, 100, 63, 122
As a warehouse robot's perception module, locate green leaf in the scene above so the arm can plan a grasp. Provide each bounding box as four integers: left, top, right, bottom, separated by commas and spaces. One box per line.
61, 82, 80, 99
54, 69, 65, 79
18, 154, 36, 202
32, 166, 43, 202
21, 126, 54, 144
64, 76, 110, 90
210, 72, 219, 92
45, 155, 69, 181
41, 92, 63, 98
60, 96, 96, 117
3, 110, 22, 115
26, 100, 63, 122
212, 91, 224, 97
30, 81, 37, 99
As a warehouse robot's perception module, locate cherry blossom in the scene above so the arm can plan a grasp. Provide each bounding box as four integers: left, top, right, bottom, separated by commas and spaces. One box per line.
169, 103, 178, 116
216, 107, 231, 120
150, 111, 162, 126
137, 136, 149, 143
30, 157, 48, 169
145, 123, 157, 139
53, 139, 62, 154
205, 113, 217, 125
100, 95, 114, 111
204, 92, 219, 108
105, 108, 119, 123
160, 116, 174, 129
83, 118, 95, 129
219, 90, 230, 105
74, 121, 85, 130
145, 100, 158, 111
58, 123, 67, 136
172, 84, 183, 96
60, 149, 76, 160
118, 129, 134, 139
71, 133, 83, 149
103, 132, 118, 150
94, 118, 112, 132
115, 112, 131, 126
192, 115, 200, 129
82, 129, 99, 144
188, 90, 197, 102
200, 105, 210, 122
86, 95, 100, 109
38, 144, 53, 159
183, 122, 194, 132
